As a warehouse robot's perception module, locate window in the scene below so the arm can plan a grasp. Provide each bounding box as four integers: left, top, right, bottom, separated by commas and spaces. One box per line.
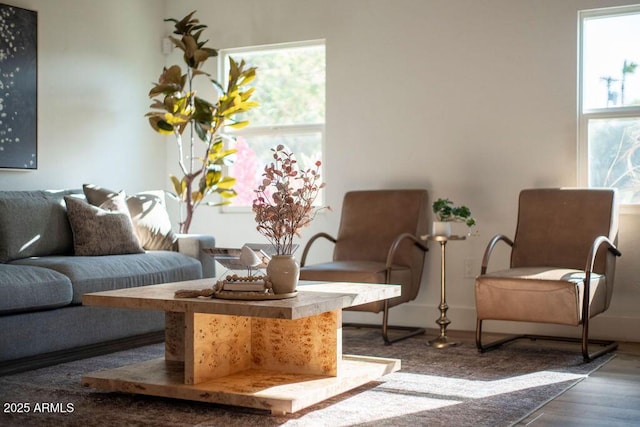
579, 6, 640, 205
219, 40, 326, 209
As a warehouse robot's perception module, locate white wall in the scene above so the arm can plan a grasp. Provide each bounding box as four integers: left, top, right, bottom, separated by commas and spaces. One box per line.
170, 0, 640, 342
1, 0, 639, 342
0, 0, 167, 192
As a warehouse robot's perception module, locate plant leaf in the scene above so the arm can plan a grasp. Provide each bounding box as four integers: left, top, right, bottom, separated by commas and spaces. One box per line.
215, 176, 236, 190
148, 116, 174, 134
205, 169, 222, 187
227, 120, 249, 129
216, 189, 237, 198
192, 190, 203, 203
170, 174, 183, 196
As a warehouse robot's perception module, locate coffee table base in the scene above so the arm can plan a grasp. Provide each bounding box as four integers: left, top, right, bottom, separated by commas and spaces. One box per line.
82, 354, 400, 415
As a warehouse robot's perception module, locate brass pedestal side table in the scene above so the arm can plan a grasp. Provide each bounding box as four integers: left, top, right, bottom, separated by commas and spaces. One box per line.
423, 234, 466, 348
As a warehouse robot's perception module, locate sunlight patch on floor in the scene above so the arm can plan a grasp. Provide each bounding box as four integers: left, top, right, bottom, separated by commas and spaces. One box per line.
283, 370, 586, 426
384, 370, 585, 399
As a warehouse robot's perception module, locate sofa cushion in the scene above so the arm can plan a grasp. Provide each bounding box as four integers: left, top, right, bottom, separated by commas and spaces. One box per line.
126, 191, 178, 251
0, 264, 73, 314
83, 184, 178, 251
64, 195, 144, 256
11, 251, 202, 304
0, 190, 79, 263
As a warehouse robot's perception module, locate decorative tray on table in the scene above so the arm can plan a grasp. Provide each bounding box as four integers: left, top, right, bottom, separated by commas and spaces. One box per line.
212, 273, 298, 300
174, 273, 298, 301
212, 291, 298, 300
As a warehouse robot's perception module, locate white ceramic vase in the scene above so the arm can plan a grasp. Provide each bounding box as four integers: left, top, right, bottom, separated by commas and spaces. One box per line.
432, 221, 452, 237
266, 254, 300, 294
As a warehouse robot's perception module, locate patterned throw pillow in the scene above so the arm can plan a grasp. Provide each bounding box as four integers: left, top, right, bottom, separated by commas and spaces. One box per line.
83, 184, 178, 251
64, 195, 144, 256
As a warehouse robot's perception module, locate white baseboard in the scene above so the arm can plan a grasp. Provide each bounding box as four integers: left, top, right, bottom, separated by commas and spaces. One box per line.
343, 302, 640, 343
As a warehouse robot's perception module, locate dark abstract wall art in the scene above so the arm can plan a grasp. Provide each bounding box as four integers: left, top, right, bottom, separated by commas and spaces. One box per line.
0, 3, 37, 170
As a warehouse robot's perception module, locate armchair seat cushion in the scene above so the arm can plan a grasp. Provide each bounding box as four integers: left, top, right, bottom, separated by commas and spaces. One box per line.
475, 267, 606, 325
300, 261, 412, 312
301, 261, 388, 283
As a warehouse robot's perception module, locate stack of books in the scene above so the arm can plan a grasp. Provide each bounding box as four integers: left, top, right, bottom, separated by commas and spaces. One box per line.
220, 275, 269, 292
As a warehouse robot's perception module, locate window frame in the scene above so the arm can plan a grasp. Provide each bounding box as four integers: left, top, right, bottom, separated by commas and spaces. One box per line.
217, 40, 326, 213
578, 5, 640, 213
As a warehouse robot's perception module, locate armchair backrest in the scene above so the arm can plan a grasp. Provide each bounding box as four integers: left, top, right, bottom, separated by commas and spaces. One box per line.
333, 189, 428, 268
511, 188, 618, 274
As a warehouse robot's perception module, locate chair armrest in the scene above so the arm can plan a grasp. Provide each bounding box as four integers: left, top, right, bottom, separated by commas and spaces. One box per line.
385, 233, 429, 270
581, 235, 621, 323
481, 234, 514, 275
300, 232, 337, 266
585, 235, 621, 274
175, 234, 217, 278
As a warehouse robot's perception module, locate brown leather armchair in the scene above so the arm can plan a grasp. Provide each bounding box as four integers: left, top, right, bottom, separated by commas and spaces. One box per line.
475, 188, 621, 361
299, 189, 429, 344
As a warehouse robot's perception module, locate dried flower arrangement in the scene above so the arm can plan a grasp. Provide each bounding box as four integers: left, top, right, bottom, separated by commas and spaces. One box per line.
252, 145, 327, 255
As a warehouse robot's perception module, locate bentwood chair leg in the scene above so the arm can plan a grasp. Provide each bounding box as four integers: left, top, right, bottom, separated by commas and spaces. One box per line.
382, 299, 389, 343
476, 319, 522, 352
476, 319, 617, 362
582, 317, 590, 362
381, 300, 425, 345
581, 319, 618, 362
345, 300, 425, 345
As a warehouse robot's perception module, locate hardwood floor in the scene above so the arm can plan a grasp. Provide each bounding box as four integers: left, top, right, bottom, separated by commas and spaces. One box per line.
435, 329, 640, 426
516, 340, 640, 426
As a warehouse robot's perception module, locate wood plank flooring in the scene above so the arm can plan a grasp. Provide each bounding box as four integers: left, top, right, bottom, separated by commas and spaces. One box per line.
433, 329, 640, 426
516, 340, 640, 426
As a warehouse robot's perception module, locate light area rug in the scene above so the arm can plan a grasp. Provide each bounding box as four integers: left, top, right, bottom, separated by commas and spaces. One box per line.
0, 328, 612, 427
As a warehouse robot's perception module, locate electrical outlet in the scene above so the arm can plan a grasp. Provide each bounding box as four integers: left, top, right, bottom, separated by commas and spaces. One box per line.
463, 259, 475, 278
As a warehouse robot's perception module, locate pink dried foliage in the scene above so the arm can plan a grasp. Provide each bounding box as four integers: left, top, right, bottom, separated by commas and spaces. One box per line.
252, 144, 326, 255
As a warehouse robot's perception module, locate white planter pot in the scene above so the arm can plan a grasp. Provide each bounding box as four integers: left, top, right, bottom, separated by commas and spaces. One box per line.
432, 221, 452, 237
266, 254, 300, 294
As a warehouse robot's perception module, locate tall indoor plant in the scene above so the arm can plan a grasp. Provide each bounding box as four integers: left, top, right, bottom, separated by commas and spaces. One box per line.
146, 11, 258, 233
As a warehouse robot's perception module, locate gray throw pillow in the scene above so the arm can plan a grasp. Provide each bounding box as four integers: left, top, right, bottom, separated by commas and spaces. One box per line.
83, 184, 177, 251
64, 195, 144, 256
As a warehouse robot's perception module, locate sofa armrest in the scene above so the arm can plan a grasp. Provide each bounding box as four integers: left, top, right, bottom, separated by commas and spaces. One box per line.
175, 234, 216, 278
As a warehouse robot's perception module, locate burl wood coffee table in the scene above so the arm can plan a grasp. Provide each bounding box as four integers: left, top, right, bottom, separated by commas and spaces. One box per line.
81, 279, 401, 415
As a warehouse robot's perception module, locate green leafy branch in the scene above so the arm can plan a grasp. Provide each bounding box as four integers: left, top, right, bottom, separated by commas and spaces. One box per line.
432, 198, 476, 227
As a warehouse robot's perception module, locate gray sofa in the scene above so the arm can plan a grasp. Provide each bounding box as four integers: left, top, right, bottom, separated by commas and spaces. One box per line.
0, 189, 216, 366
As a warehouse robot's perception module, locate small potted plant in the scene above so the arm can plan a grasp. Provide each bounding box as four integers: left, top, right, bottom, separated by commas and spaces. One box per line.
432, 198, 476, 236
252, 145, 326, 293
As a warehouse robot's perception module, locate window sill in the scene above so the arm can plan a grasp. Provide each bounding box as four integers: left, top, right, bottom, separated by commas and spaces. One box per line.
620, 204, 640, 215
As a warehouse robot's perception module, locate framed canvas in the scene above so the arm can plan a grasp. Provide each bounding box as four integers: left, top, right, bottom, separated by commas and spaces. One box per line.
0, 3, 37, 170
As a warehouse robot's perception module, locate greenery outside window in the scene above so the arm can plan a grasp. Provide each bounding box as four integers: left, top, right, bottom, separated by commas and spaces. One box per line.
579, 6, 640, 207
219, 40, 326, 210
